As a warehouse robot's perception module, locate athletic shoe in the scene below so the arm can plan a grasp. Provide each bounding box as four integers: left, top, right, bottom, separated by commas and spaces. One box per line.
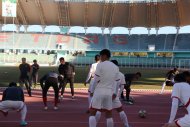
125, 101, 134, 105
20, 121, 28, 126
44, 106, 48, 110
54, 106, 58, 110
59, 95, 63, 100
72, 96, 75, 99
3, 111, 8, 117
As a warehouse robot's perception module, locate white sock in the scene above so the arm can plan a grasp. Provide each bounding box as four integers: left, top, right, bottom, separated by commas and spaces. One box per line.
95, 111, 101, 123
21, 104, 27, 121
89, 116, 97, 127
160, 82, 166, 94
119, 111, 129, 127
106, 118, 114, 127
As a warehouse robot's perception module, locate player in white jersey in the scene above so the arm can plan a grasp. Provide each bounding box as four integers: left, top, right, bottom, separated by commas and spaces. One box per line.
95, 60, 130, 127
84, 55, 100, 106
89, 49, 119, 127
163, 73, 190, 127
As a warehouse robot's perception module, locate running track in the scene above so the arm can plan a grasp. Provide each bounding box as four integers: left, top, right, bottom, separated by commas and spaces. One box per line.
0, 89, 187, 127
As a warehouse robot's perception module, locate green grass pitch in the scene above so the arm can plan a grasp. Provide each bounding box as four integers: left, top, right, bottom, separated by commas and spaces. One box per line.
0, 66, 172, 90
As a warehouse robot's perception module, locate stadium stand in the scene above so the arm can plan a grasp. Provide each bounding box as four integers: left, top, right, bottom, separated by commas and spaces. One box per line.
0, 32, 190, 68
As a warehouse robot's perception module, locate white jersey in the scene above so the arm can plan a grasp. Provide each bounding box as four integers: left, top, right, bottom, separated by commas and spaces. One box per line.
86, 62, 99, 82
113, 72, 126, 97
112, 72, 126, 109
172, 82, 190, 113
94, 60, 119, 90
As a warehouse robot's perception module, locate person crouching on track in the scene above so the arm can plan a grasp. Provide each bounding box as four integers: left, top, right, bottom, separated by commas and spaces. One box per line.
0, 82, 27, 126
163, 73, 190, 127
40, 72, 63, 110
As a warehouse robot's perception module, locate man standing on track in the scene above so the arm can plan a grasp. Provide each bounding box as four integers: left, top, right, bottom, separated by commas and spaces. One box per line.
0, 82, 28, 126
40, 71, 63, 110
19, 57, 32, 97
121, 72, 141, 105
84, 54, 100, 106
89, 49, 119, 127
58, 57, 75, 99
31, 59, 40, 88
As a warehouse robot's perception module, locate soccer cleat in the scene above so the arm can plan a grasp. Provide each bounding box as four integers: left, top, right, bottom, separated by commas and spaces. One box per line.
59, 95, 63, 100
54, 106, 58, 110
44, 106, 48, 110
3, 111, 8, 117
20, 121, 28, 126
125, 101, 134, 105
72, 96, 75, 99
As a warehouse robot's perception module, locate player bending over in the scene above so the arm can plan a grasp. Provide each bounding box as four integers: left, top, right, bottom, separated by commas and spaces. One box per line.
160, 68, 179, 94
40, 72, 63, 110
84, 54, 100, 107
121, 72, 141, 105
0, 82, 27, 126
89, 49, 119, 127
163, 73, 190, 127
95, 60, 130, 127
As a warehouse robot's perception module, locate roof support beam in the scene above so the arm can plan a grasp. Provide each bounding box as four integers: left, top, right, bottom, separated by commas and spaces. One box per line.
155, 2, 159, 29
17, 0, 28, 25
58, 1, 70, 26
128, 1, 133, 28
101, 2, 109, 28
147, 2, 151, 28
35, 0, 46, 25
174, 1, 181, 27
84, 1, 89, 27
109, 2, 116, 28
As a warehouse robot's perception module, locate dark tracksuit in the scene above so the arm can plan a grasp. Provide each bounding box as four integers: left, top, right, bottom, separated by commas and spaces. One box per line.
2, 87, 24, 102
31, 63, 40, 85
121, 74, 135, 101
19, 63, 31, 96
58, 62, 75, 96
40, 72, 59, 106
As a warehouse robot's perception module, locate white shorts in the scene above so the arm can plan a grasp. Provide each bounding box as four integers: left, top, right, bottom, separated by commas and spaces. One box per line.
88, 78, 95, 93
175, 114, 190, 127
112, 97, 122, 109
0, 101, 25, 113
90, 88, 113, 111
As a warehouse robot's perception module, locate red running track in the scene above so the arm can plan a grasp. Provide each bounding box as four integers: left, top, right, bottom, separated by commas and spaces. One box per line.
0, 89, 187, 127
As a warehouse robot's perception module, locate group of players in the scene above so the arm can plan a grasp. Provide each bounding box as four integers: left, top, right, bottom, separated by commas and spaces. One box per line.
0, 49, 190, 127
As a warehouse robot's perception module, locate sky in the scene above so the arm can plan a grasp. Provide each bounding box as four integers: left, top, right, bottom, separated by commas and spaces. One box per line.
2, 24, 190, 34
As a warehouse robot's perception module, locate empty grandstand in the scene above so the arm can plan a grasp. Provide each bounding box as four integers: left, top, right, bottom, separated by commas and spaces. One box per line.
0, 0, 190, 69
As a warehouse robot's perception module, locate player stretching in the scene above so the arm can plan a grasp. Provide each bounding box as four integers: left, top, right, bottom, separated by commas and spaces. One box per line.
121, 72, 141, 105
31, 59, 40, 88
163, 73, 190, 127
19, 57, 32, 97
160, 68, 179, 94
0, 82, 27, 126
84, 54, 100, 106
40, 72, 63, 110
95, 60, 130, 127
89, 49, 119, 127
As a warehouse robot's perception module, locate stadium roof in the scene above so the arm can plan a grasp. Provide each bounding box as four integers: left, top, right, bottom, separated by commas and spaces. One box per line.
0, 0, 190, 29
